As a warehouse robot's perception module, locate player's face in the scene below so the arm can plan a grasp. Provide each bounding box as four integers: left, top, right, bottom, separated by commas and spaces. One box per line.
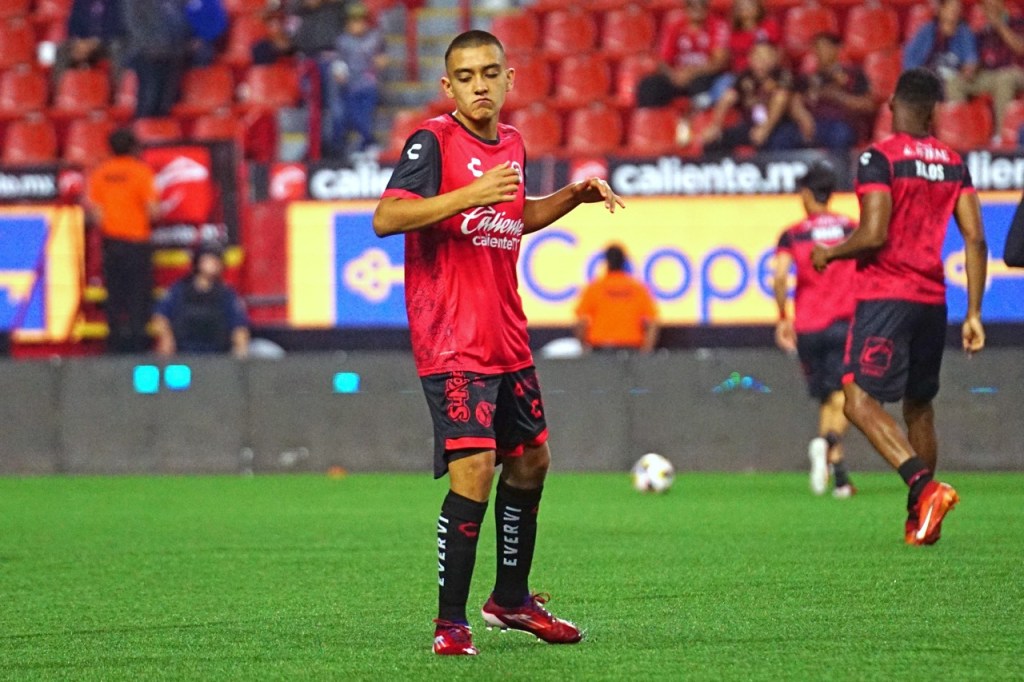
442, 44, 512, 126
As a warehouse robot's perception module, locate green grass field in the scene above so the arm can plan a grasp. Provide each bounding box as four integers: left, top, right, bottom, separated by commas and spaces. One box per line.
1, 472, 1021, 680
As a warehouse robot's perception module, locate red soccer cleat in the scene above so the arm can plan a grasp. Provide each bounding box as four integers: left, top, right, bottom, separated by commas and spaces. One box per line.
481, 593, 583, 644
906, 480, 959, 546
432, 619, 478, 656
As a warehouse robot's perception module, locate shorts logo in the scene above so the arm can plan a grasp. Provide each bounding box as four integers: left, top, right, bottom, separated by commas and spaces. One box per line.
860, 336, 894, 377
445, 372, 471, 423
475, 401, 495, 428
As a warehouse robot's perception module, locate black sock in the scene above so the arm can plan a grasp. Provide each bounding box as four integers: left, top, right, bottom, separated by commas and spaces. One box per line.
832, 460, 851, 488
437, 491, 487, 623
897, 457, 933, 510
492, 480, 543, 608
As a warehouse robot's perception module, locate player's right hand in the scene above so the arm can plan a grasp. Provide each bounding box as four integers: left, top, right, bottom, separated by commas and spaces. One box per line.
962, 314, 985, 355
466, 161, 521, 206
774, 319, 797, 354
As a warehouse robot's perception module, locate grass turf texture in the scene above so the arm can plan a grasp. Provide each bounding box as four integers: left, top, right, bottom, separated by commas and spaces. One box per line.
1, 473, 1021, 680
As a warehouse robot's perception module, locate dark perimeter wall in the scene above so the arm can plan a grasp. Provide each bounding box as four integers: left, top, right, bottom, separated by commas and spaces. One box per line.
1, 349, 1021, 475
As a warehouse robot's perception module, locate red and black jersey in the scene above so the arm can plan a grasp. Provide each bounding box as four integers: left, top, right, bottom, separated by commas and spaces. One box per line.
777, 212, 857, 334
380, 113, 532, 377
855, 132, 975, 304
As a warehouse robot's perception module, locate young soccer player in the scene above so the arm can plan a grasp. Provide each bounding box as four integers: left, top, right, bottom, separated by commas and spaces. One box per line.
372, 30, 624, 655
812, 68, 988, 545
773, 160, 857, 498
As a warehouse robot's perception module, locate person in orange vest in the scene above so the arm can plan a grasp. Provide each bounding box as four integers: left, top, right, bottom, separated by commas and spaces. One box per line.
575, 244, 660, 354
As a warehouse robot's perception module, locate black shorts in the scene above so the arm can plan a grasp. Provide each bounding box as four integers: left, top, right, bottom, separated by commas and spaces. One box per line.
796, 320, 849, 402
844, 300, 947, 404
420, 366, 549, 479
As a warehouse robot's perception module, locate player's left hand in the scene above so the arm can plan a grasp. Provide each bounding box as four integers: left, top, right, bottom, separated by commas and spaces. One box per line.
573, 177, 625, 213
811, 245, 830, 272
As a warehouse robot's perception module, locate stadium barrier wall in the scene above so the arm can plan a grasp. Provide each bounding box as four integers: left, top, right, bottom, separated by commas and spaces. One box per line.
1, 348, 1021, 476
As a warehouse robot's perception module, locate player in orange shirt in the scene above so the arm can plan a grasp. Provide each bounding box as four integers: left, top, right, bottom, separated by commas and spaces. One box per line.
575, 244, 659, 354
85, 129, 160, 353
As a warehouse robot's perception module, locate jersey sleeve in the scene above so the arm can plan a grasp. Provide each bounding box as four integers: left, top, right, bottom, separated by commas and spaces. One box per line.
776, 230, 793, 255
856, 147, 892, 195
959, 161, 975, 195
381, 129, 442, 199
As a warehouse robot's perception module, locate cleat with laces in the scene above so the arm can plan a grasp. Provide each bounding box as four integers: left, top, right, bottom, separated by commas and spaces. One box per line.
906, 480, 959, 546
481, 593, 583, 644
808, 437, 829, 495
432, 619, 478, 655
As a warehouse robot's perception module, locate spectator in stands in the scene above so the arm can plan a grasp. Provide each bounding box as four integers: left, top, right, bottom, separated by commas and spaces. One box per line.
184, 0, 229, 67
946, 0, 1024, 142
152, 243, 250, 358
252, 4, 297, 65
575, 245, 659, 355
330, 2, 388, 160
903, 0, 979, 93
291, 0, 349, 156
790, 33, 876, 150
123, 0, 192, 118
701, 42, 801, 151
53, 0, 126, 89
85, 129, 160, 354
728, 0, 780, 74
636, 0, 732, 110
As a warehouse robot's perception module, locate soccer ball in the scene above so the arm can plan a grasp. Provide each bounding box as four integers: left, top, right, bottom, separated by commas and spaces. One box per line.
631, 453, 675, 493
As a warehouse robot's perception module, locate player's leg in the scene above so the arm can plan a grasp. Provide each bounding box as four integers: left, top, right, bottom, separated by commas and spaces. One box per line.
904, 398, 937, 471
798, 330, 833, 495
819, 390, 854, 497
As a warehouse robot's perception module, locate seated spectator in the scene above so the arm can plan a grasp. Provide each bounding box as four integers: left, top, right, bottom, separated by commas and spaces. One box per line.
636, 0, 732, 110
185, 0, 229, 67
52, 0, 126, 89
701, 42, 801, 152
728, 0, 780, 74
903, 0, 979, 93
252, 4, 296, 65
575, 245, 659, 355
947, 0, 1024, 142
789, 33, 875, 150
152, 244, 250, 358
123, 0, 192, 118
329, 2, 388, 160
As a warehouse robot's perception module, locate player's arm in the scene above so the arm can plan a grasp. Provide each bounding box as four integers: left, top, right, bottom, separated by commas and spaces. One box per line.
640, 317, 660, 355
151, 313, 175, 357
772, 249, 797, 353
953, 190, 987, 353
522, 178, 624, 234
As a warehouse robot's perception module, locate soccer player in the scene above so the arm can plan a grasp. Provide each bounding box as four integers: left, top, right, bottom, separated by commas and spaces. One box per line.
372, 30, 624, 655
773, 160, 857, 498
812, 68, 988, 545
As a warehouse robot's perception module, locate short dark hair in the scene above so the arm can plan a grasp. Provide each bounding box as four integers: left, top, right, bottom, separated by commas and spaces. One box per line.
109, 128, 138, 156
894, 67, 943, 112
605, 244, 626, 272
444, 30, 504, 66
798, 160, 837, 204
812, 31, 842, 46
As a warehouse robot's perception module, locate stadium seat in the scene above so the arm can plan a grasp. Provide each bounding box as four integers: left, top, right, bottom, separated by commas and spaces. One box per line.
223, 0, 265, 15
542, 8, 598, 58
863, 49, 901, 102
600, 5, 657, 59
613, 53, 659, 109
935, 100, 993, 150
625, 107, 679, 157
504, 54, 552, 111
0, 0, 29, 19
223, 14, 268, 68
173, 65, 235, 117
132, 116, 183, 143
239, 64, 300, 110
552, 53, 611, 109
2, 116, 58, 165
0, 18, 35, 69
33, 0, 72, 23
565, 103, 622, 156
904, 4, 933, 41
111, 70, 138, 119
192, 110, 240, 141
782, 5, 838, 58
998, 99, 1024, 148
53, 68, 111, 116
490, 12, 540, 55
843, 4, 899, 61
64, 115, 115, 166
509, 104, 562, 157
0, 67, 48, 119
382, 108, 426, 162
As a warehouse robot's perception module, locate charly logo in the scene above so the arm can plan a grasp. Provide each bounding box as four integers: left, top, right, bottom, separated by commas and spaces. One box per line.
860, 336, 894, 377
467, 157, 483, 177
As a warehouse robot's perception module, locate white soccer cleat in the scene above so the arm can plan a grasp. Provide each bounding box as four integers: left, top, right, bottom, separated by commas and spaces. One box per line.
808, 437, 829, 496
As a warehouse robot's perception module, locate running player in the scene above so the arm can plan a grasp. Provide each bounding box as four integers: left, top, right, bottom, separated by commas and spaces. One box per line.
372, 30, 624, 655
812, 68, 988, 545
773, 160, 856, 498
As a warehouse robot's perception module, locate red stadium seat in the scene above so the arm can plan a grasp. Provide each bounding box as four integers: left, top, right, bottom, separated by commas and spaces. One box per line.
552, 53, 611, 109
132, 116, 183, 143
843, 4, 899, 61
782, 5, 838, 58
504, 54, 552, 111
192, 110, 240, 141
625, 107, 678, 157
863, 49, 902, 102
0, 67, 48, 119
2, 116, 58, 165
490, 12, 540, 55
509, 104, 562, 157
935, 100, 993, 150
998, 99, 1024, 148
600, 5, 657, 59
173, 65, 235, 117
223, 0, 265, 15
0, 18, 35, 69
111, 70, 138, 119
0, 0, 29, 19
239, 64, 300, 110
64, 115, 115, 166
53, 68, 111, 116
223, 14, 268, 68
542, 8, 598, 58
614, 53, 659, 108
33, 0, 72, 23
905, 4, 933, 41
382, 108, 426, 162
565, 103, 622, 156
